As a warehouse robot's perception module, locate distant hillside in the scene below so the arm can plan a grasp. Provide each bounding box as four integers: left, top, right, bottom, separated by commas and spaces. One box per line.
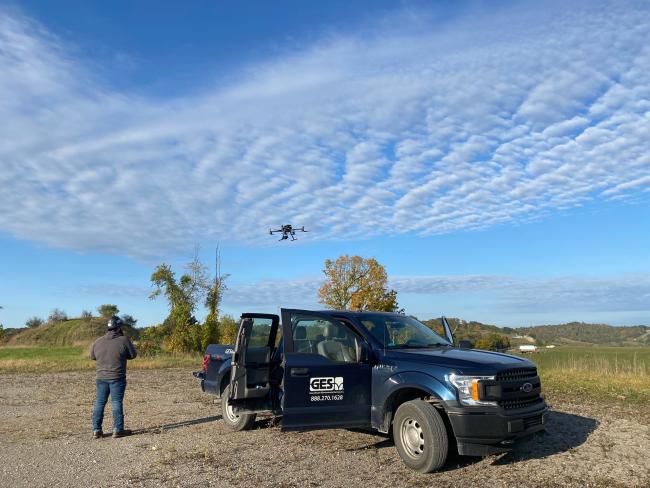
422, 318, 649, 347
6, 318, 139, 347
423, 318, 505, 342
517, 322, 650, 346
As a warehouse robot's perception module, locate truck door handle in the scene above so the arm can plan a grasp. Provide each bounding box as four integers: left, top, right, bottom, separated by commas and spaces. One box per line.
291, 367, 310, 376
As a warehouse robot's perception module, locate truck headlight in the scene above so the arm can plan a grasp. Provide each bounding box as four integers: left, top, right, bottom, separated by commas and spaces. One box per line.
447, 374, 497, 407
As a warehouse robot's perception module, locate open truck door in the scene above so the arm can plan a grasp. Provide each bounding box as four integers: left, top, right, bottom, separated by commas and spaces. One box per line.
280, 309, 372, 431
228, 313, 280, 414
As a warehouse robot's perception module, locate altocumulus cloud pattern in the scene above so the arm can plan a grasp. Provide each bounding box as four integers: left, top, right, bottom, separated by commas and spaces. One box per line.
0, 1, 649, 258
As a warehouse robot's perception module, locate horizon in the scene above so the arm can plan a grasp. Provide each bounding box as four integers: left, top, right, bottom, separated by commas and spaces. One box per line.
1, 0, 649, 329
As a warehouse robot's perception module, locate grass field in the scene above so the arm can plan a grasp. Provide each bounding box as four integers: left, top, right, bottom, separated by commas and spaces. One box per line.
0, 346, 201, 373
515, 346, 650, 404
1, 345, 648, 404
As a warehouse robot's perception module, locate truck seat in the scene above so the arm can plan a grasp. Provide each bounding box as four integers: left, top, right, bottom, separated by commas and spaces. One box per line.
293, 325, 313, 353
317, 323, 355, 362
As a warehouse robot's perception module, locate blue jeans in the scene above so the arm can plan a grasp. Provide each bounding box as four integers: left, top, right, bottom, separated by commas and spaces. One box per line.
92, 378, 127, 432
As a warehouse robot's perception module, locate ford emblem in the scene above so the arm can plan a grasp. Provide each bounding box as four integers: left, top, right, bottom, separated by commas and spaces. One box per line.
521, 382, 533, 393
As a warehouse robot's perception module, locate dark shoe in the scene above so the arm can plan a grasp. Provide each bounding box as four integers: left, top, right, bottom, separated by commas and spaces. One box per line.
112, 429, 132, 438
93, 430, 103, 439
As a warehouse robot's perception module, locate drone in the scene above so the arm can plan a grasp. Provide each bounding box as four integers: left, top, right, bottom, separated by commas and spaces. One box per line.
269, 224, 308, 241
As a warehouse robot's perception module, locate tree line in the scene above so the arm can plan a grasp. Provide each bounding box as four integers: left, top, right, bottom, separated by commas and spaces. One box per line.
0, 253, 511, 353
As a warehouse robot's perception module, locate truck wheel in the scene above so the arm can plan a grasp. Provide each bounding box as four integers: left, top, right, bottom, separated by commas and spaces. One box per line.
221, 384, 256, 431
393, 400, 448, 473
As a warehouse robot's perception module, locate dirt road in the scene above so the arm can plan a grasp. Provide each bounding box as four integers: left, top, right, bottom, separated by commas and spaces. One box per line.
1, 369, 649, 487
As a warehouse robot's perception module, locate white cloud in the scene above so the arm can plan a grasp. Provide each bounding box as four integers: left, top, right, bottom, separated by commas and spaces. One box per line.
222, 273, 650, 322
0, 2, 649, 257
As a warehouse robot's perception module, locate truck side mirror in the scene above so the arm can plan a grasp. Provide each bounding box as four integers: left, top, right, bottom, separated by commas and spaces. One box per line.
356, 340, 370, 363
459, 340, 473, 349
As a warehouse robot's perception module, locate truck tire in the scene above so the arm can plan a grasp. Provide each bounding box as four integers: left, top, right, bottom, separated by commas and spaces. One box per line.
221, 384, 256, 431
393, 399, 448, 473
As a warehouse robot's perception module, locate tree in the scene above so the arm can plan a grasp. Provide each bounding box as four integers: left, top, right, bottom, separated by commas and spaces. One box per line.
318, 255, 400, 312
97, 304, 119, 318
120, 314, 137, 328
150, 262, 204, 353
218, 315, 239, 345
0, 324, 4, 341
47, 308, 68, 324
25, 317, 44, 328
202, 247, 229, 349
475, 334, 511, 351
81, 310, 93, 319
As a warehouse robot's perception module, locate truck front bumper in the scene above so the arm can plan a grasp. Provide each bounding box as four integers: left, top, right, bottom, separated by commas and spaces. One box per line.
445, 401, 549, 456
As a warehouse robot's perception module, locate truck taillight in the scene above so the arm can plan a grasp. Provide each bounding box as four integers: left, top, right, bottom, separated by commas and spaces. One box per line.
202, 354, 210, 373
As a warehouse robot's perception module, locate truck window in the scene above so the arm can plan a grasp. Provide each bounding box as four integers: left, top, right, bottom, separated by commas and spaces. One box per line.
360, 315, 449, 349
292, 315, 359, 363
249, 318, 275, 348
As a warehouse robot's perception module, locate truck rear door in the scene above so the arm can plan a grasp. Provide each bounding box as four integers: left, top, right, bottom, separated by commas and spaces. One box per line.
228, 313, 280, 412
280, 309, 372, 431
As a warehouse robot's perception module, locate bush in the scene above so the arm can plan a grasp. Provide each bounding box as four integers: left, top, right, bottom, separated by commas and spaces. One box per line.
97, 304, 119, 318
475, 333, 511, 351
120, 314, 137, 327
219, 315, 239, 345
25, 317, 44, 328
47, 309, 68, 324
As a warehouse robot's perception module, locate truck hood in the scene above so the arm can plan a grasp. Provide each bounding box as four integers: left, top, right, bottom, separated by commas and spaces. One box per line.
384, 347, 534, 374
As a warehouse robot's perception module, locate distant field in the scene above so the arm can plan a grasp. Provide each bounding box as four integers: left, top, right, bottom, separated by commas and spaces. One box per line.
0, 346, 201, 373
515, 347, 650, 404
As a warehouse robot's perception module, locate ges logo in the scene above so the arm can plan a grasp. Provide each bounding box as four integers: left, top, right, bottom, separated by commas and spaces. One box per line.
309, 377, 344, 393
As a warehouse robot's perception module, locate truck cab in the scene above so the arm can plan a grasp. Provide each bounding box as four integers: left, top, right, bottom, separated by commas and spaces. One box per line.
196, 309, 548, 473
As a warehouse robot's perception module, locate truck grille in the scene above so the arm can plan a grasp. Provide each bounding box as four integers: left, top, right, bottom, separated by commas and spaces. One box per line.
496, 367, 538, 382
488, 367, 545, 411
500, 396, 545, 410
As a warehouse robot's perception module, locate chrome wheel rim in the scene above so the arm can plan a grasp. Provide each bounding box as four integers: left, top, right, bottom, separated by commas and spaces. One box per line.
400, 417, 425, 459
224, 401, 239, 422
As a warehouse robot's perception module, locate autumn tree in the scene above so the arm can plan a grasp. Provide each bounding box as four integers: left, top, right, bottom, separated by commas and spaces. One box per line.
475, 334, 511, 352
318, 255, 400, 312
218, 315, 239, 345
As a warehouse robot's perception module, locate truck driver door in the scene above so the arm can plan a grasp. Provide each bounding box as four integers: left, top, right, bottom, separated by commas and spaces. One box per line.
228, 313, 280, 413
280, 309, 372, 431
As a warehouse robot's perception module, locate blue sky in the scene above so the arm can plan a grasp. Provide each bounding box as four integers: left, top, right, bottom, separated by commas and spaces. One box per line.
0, 0, 649, 329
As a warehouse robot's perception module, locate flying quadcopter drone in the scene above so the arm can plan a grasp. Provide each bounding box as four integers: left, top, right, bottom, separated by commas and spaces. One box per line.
269, 224, 308, 241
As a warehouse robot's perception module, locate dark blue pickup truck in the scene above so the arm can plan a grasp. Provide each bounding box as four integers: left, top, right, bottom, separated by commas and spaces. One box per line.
193, 309, 548, 473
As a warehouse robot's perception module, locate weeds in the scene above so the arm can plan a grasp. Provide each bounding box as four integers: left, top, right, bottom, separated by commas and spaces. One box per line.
0, 346, 200, 373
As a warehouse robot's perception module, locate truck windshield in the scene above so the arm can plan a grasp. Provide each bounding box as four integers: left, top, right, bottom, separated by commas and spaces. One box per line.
359, 315, 450, 349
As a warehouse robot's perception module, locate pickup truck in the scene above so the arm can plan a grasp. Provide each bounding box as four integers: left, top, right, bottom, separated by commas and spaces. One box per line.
193, 309, 548, 473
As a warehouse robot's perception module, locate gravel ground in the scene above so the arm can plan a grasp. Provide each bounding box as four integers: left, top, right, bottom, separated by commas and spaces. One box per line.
1, 369, 649, 488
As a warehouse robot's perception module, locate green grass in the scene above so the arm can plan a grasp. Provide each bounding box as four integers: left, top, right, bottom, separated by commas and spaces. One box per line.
2, 345, 649, 405
0, 346, 201, 373
515, 347, 650, 404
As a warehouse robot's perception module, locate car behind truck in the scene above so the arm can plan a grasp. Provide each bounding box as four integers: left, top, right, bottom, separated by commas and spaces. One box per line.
193, 309, 548, 473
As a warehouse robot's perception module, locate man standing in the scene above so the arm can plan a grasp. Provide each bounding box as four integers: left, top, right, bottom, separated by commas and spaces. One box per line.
90, 315, 137, 438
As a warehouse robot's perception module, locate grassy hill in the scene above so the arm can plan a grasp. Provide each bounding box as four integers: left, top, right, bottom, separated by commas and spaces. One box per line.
517, 322, 650, 346
422, 317, 649, 347
423, 317, 505, 342
5, 317, 139, 347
